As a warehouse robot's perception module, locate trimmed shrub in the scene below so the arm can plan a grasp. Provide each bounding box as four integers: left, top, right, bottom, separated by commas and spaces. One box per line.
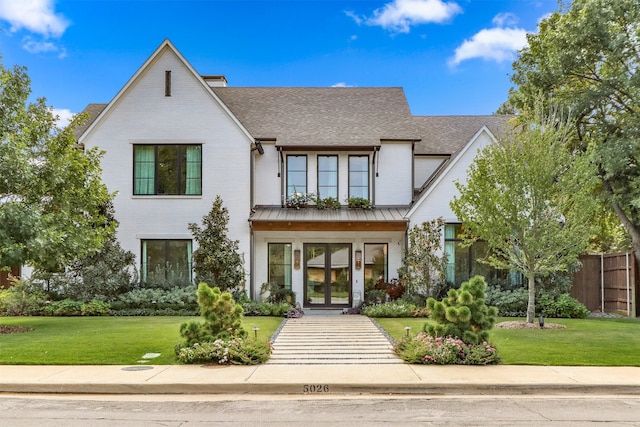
485, 285, 528, 317
362, 301, 417, 318
538, 293, 590, 318
243, 301, 293, 317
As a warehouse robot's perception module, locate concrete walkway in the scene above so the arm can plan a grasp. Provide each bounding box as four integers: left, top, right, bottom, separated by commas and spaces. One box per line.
1, 364, 640, 396
268, 315, 401, 364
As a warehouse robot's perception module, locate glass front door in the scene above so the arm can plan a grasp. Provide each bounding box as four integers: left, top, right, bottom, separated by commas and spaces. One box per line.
304, 243, 351, 307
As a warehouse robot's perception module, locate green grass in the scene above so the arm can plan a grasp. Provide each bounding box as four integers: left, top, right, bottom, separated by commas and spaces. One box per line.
0, 316, 284, 365
375, 317, 640, 366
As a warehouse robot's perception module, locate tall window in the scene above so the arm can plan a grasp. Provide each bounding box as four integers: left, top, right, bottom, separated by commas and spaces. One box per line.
268, 243, 292, 290
444, 224, 517, 286
141, 240, 192, 285
364, 243, 387, 285
287, 155, 307, 196
134, 145, 202, 195
349, 155, 369, 199
317, 155, 338, 199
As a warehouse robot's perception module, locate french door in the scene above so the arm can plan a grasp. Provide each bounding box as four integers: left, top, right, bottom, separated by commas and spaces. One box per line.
304, 243, 351, 308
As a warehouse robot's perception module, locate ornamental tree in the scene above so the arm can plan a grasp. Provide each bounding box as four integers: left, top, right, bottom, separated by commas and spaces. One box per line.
450, 104, 597, 323
0, 61, 113, 273
399, 218, 448, 299
188, 196, 245, 292
504, 0, 640, 268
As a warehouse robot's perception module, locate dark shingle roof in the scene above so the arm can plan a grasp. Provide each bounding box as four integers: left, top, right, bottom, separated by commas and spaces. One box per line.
413, 115, 513, 155
212, 87, 419, 148
74, 103, 108, 140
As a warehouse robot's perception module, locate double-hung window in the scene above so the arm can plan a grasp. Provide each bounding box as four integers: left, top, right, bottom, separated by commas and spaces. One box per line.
286, 155, 307, 196
349, 155, 369, 199
317, 155, 338, 199
134, 144, 202, 195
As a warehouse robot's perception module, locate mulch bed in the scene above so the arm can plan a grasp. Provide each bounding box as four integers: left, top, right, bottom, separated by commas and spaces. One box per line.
0, 325, 34, 334
495, 321, 566, 329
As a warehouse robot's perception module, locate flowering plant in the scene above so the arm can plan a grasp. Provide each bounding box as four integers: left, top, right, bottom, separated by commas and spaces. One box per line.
394, 332, 501, 365
285, 191, 315, 209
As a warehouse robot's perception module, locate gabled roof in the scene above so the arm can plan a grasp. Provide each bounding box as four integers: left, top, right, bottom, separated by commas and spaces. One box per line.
407, 125, 498, 218
413, 115, 512, 155
73, 103, 107, 140
77, 39, 254, 144
212, 87, 419, 149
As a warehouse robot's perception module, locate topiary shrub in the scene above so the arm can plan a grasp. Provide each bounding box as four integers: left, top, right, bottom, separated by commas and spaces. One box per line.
179, 283, 246, 347
425, 275, 498, 345
176, 283, 271, 364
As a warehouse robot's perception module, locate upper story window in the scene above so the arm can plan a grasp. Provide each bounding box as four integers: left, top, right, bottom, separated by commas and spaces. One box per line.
286, 155, 307, 196
133, 144, 202, 195
349, 155, 369, 199
317, 155, 338, 199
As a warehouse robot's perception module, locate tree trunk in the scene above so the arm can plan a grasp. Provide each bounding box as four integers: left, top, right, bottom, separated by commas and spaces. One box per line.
526, 274, 536, 323
603, 179, 640, 277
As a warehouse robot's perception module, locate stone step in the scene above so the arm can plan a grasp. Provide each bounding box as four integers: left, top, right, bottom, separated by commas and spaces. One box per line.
268, 315, 402, 365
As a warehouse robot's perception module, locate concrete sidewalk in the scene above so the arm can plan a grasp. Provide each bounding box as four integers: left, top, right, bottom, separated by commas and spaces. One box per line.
1, 364, 640, 396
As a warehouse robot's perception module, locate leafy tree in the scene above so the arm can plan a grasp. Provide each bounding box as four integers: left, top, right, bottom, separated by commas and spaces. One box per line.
0, 61, 113, 272
399, 218, 448, 299
504, 0, 640, 265
188, 196, 245, 292
50, 202, 137, 301
425, 275, 497, 345
450, 105, 596, 322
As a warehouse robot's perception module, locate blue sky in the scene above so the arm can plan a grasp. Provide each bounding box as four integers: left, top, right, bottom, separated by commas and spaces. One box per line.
0, 0, 559, 124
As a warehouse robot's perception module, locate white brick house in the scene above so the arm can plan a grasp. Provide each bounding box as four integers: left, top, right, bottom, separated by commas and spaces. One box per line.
75, 39, 510, 310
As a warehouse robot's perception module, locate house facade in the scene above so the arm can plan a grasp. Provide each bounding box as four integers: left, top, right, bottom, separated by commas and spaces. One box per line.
77, 39, 510, 310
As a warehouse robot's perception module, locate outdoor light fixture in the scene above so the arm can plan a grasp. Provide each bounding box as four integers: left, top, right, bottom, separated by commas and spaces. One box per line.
252, 140, 264, 155
405, 326, 411, 337
294, 249, 301, 270
355, 250, 362, 270
253, 326, 260, 338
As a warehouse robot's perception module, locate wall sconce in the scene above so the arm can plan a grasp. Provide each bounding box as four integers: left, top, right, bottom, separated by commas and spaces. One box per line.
294, 249, 301, 270
355, 250, 362, 270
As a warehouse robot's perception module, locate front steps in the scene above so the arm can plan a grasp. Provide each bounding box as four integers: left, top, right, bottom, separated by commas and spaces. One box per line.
268, 315, 402, 365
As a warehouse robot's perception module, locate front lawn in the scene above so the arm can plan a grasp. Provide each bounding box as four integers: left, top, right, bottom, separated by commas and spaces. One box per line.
0, 316, 283, 365
375, 317, 640, 366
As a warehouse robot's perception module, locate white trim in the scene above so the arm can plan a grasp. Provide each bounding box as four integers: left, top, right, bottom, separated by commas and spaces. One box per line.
406, 125, 497, 218
136, 234, 192, 240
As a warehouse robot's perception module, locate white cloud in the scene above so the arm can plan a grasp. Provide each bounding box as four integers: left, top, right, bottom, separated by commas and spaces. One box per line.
492, 12, 518, 27
331, 82, 355, 88
348, 0, 462, 34
52, 108, 74, 128
0, 0, 70, 38
449, 16, 529, 66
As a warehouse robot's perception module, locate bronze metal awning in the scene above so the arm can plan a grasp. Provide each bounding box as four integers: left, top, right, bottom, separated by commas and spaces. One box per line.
249, 207, 409, 232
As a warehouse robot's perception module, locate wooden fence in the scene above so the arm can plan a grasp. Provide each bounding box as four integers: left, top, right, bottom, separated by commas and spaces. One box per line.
571, 253, 638, 317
